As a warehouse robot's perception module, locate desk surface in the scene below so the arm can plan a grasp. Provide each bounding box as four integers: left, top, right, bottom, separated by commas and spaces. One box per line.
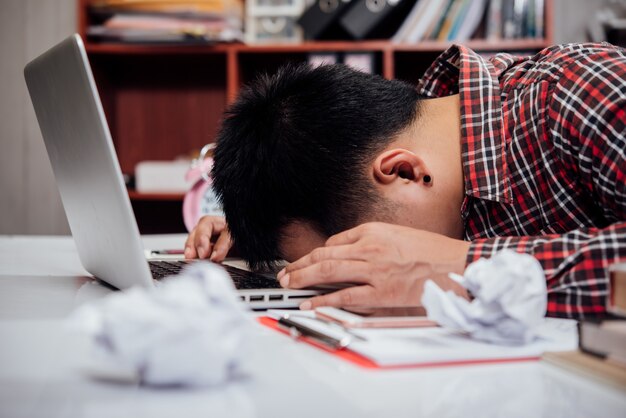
0, 235, 624, 418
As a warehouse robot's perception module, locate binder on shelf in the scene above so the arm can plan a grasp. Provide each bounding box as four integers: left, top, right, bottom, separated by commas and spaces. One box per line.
245, 0, 306, 44
338, 0, 415, 40
297, 0, 354, 40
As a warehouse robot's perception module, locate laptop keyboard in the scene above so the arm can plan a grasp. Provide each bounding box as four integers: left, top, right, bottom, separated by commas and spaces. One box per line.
148, 260, 282, 290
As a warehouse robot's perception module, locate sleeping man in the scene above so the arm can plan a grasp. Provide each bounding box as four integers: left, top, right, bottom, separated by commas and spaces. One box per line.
185, 43, 626, 319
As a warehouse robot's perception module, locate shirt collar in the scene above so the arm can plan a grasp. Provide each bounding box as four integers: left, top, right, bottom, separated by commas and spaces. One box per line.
417, 45, 512, 204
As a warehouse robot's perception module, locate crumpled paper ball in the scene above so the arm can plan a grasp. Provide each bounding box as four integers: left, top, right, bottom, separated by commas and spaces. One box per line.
69, 262, 253, 387
421, 250, 547, 345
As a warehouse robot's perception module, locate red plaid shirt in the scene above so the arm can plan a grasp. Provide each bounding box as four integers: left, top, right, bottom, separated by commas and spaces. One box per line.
417, 43, 626, 319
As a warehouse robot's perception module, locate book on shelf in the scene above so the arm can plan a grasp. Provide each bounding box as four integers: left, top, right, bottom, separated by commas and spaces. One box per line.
454, 0, 488, 41
485, 0, 502, 39
392, 0, 444, 43
579, 320, 626, 366
543, 350, 626, 391
542, 262, 626, 391
543, 318, 626, 391
609, 262, 626, 316
435, 0, 464, 41
392, 0, 543, 44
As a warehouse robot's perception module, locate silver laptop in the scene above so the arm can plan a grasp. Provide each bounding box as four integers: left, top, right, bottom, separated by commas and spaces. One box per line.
24, 34, 323, 309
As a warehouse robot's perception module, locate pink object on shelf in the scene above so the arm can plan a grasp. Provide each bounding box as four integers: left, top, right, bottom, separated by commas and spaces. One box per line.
182, 144, 223, 232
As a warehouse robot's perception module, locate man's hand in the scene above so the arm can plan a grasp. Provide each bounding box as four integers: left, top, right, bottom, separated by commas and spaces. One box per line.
184, 216, 233, 262
277, 222, 471, 310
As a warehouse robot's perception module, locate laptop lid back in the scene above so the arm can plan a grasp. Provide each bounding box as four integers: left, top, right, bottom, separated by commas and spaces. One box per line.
24, 34, 153, 289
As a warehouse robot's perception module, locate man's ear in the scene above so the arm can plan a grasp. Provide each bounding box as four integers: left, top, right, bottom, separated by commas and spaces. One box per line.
372, 149, 429, 185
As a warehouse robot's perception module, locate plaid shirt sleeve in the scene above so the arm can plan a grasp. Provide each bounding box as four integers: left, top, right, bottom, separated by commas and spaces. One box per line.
467, 47, 626, 319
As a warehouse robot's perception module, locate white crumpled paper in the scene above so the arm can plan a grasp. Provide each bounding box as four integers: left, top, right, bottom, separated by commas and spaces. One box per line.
421, 250, 547, 345
69, 262, 253, 387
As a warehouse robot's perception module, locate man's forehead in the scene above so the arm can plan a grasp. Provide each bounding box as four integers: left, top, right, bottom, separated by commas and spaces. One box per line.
278, 220, 327, 262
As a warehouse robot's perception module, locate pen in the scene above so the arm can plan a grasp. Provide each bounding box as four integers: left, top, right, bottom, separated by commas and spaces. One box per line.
278, 314, 353, 350
150, 249, 185, 255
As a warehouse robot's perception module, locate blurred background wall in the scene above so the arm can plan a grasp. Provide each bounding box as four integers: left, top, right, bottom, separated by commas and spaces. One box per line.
0, 0, 75, 235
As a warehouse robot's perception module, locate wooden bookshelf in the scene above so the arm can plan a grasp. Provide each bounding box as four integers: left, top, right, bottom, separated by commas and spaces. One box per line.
78, 0, 554, 233
127, 190, 185, 201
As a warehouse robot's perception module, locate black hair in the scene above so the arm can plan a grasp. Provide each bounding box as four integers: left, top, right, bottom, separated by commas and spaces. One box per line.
211, 62, 422, 269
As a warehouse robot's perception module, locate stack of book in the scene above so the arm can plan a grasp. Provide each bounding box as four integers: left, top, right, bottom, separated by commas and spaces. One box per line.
87, 0, 243, 44
543, 263, 626, 391
393, 0, 545, 43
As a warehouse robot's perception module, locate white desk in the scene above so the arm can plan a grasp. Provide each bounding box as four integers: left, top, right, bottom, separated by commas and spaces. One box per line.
0, 235, 624, 418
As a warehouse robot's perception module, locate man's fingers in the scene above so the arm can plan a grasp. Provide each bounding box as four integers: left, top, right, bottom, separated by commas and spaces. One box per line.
184, 217, 229, 260
193, 217, 228, 258
184, 229, 197, 259
300, 285, 373, 310
197, 235, 213, 259
281, 260, 370, 289
210, 230, 232, 262
325, 222, 380, 247
282, 245, 364, 276
193, 224, 214, 258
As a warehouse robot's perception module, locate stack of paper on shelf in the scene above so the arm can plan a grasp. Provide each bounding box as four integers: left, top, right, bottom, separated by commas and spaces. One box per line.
135, 160, 193, 192
87, 0, 243, 43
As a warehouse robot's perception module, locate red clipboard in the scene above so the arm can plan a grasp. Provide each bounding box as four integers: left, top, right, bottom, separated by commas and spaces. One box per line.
258, 316, 540, 370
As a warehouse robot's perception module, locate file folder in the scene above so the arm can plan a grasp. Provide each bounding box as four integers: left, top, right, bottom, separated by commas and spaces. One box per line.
339, 0, 414, 40
298, 0, 354, 40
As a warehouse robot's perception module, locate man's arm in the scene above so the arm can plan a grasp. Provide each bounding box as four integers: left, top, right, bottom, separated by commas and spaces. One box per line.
468, 224, 626, 318
469, 45, 626, 319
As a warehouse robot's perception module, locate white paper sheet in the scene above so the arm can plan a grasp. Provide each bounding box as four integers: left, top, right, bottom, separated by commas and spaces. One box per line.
422, 250, 549, 345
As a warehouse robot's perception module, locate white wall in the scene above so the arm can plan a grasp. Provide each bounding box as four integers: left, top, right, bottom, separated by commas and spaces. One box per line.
553, 0, 612, 44
0, 0, 75, 235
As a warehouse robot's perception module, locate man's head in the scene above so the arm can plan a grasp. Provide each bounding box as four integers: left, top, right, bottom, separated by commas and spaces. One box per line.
212, 63, 463, 269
